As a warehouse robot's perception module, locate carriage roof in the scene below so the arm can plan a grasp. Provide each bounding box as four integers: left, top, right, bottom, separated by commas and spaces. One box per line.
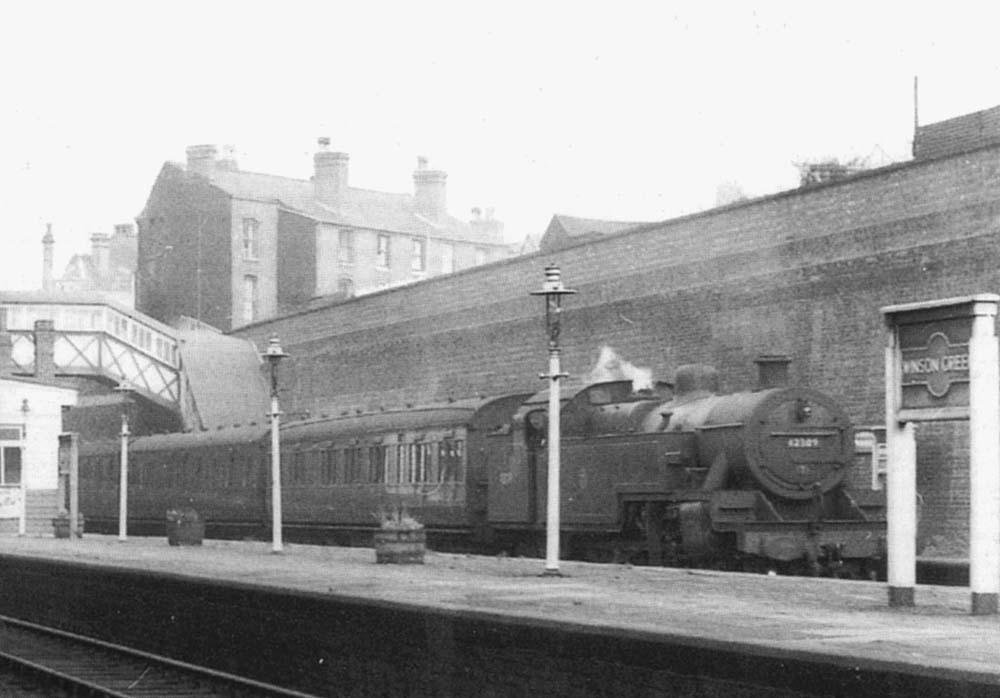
279, 394, 530, 443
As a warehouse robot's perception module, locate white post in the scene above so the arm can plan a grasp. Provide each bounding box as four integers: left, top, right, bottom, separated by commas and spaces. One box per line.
968, 306, 1000, 614
544, 348, 562, 575
271, 393, 283, 553
17, 477, 26, 537
885, 338, 916, 606
68, 434, 79, 539
118, 411, 129, 542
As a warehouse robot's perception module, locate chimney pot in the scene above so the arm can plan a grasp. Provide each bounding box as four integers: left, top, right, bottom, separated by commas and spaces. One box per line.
42, 223, 55, 292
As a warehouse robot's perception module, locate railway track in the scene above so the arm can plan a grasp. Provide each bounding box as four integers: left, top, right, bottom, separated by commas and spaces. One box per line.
0, 615, 321, 698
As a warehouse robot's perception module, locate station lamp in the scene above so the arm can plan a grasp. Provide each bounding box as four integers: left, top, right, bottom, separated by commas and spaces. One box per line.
113, 379, 134, 542
530, 264, 576, 576
263, 335, 289, 553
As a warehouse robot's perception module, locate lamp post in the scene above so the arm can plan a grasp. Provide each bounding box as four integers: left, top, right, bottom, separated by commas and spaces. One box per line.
114, 380, 133, 542
530, 264, 576, 576
18, 399, 29, 537
263, 335, 289, 553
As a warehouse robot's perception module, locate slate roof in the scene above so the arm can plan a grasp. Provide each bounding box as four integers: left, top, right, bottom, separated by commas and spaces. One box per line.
539, 214, 650, 253
914, 105, 1000, 160
177, 329, 270, 430
177, 164, 500, 245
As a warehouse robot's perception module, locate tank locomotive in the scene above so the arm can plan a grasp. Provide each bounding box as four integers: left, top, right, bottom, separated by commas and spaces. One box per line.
77, 360, 885, 576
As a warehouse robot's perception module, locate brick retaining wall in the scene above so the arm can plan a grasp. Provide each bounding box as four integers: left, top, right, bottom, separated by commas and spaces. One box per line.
233, 146, 1000, 556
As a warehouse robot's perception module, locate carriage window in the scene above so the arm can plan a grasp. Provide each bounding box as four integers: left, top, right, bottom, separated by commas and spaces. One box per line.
346, 447, 361, 483
438, 440, 464, 482
320, 449, 334, 485
369, 445, 388, 483
288, 450, 303, 484
410, 443, 434, 483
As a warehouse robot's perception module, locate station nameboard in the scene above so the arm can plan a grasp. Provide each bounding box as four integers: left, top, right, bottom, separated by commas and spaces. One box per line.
882, 295, 999, 422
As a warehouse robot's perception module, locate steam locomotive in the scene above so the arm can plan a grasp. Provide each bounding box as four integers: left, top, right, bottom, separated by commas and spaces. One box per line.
77, 361, 886, 577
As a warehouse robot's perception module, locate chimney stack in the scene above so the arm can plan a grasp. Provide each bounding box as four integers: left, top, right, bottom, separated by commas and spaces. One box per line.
469, 205, 504, 243
90, 232, 110, 280
313, 137, 350, 208
754, 355, 791, 390
216, 144, 239, 172
186, 144, 218, 178
42, 223, 54, 292
34, 320, 56, 381
413, 156, 447, 221
0, 311, 12, 377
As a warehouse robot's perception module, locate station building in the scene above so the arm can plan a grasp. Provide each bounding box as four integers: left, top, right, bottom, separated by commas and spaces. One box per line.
0, 372, 77, 535
231, 104, 1000, 558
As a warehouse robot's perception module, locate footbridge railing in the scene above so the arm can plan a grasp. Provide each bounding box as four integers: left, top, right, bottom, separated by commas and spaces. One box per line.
0, 296, 181, 410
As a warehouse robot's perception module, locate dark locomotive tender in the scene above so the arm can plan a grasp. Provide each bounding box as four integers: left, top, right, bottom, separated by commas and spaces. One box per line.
78, 360, 886, 576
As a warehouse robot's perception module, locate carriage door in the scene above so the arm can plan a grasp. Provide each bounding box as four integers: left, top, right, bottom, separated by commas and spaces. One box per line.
487, 408, 545, 524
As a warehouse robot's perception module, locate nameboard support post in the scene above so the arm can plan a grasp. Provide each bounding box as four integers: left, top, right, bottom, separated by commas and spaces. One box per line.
968, 304, 999, 614
882, 294, 1000, 615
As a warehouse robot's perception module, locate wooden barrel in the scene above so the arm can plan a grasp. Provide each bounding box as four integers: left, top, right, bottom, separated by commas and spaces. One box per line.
374, 528, 426, 564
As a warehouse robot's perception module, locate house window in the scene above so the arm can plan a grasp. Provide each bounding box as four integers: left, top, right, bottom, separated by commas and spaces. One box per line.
0, 443, 22, 485
474, 247, 487, 266
338, 229, 354, 265
242, 218, 260, 260
243, 275, 258, 323
411, 238, 426, 273
376, 234, 391, 269
441, 243, 455, 274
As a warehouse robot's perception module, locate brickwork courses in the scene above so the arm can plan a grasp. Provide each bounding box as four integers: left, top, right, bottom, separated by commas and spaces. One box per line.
234, 145, 1000, 556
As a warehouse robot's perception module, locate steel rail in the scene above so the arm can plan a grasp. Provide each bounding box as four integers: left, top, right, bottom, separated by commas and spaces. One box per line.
0, 615, 322, 698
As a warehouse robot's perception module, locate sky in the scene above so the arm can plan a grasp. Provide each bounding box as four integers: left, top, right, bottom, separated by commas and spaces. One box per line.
2, 1, 999, 291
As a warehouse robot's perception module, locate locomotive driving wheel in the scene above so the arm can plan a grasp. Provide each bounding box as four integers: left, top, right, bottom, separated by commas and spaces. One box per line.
619, 500, 681, 567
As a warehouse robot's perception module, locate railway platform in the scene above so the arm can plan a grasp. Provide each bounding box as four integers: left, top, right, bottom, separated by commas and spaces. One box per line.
0, 535, 996, 697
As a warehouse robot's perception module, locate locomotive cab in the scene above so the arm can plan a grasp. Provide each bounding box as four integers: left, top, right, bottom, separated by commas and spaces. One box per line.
487, 380, 670, 530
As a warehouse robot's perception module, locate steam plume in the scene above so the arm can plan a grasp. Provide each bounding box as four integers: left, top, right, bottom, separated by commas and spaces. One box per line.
588, 346, 653, 392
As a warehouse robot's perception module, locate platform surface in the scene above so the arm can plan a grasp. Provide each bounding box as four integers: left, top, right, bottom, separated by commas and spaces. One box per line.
2, 535, 998, 683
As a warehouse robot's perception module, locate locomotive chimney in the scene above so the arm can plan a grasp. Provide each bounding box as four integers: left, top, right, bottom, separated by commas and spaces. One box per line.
754, 355, 791, 389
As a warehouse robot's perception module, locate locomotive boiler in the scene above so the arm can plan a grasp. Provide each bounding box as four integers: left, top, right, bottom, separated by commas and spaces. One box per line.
487, 360, 885, 576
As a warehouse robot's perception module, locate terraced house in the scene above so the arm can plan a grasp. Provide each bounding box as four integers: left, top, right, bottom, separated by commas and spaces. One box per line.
136, 141, 511, 330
